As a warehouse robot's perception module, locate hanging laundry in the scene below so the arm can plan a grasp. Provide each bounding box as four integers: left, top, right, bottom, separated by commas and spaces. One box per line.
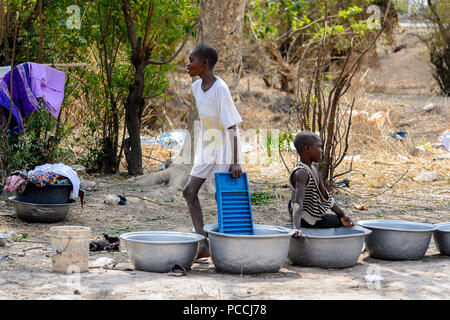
1, 63, 41, 117
0, 79, 23, 134
0, 63, 66, 134
27, 63, 66, 119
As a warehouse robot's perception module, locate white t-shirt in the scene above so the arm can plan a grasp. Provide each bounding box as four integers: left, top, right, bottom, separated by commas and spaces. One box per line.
191, 76, 243, 172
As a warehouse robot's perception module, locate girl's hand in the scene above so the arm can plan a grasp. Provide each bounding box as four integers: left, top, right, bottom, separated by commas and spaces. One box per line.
340, 215, 355, 227
229, 164, 243, 179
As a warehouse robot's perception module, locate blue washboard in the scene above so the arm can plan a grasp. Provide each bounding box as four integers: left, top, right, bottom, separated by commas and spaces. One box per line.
215, 172, 254, 235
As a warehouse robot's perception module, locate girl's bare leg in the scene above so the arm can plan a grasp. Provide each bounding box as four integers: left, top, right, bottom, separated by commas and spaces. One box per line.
183, 175, 209, 258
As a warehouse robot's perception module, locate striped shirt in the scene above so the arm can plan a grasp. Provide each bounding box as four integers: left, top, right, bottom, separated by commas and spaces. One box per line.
288, 162, 335, 225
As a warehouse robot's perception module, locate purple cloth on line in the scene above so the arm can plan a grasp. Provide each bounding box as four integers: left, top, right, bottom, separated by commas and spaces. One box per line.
2, 63, 40, 118
28, 62, 66, 119
0, 78, 23, 134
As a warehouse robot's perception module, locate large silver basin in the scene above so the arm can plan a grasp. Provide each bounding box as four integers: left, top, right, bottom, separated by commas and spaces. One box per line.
9, 196, 74, 223
120, 231, 205, 273
281, 223, 372, 269
204, 224, 294, 274
357, 220, 437, 260
434, 222, 450, 256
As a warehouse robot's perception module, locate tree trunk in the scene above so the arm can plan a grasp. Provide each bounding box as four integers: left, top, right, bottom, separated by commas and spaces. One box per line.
124, 57, 145, 176
196, 0, 247, 109
183, 0, 247, 162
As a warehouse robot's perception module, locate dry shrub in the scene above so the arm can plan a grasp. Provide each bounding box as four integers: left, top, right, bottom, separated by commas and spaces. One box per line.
346, 98, 418, 161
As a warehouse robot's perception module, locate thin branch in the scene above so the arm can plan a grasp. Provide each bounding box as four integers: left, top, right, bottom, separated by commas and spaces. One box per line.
333, 97, 355, 169
278, 138, 291, 175
38, 0, 43, 63
2, 12, 18, 135
373, 169, 410, 198
333, 160, 353, 180
146, 20, 198, 65
142, 2, 154, 52
123, 194, 185, 208
276, 14, 339, 43
0, 0, 4, 49
121, 0, 138, 51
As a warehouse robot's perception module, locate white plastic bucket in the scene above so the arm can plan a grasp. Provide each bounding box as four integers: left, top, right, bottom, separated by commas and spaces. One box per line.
49, 226, 91, 273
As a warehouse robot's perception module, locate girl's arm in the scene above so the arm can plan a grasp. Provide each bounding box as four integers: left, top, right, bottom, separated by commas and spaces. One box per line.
292, 168, 309, 237
228, 125, 242, 178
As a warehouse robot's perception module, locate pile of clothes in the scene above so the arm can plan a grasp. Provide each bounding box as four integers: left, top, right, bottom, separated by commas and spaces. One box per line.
0, 63, 66, 135
4, 163, 85, 207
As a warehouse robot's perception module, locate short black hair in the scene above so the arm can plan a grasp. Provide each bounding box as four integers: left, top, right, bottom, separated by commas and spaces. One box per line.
293, 131, 321, 154
192, 45, 218, 69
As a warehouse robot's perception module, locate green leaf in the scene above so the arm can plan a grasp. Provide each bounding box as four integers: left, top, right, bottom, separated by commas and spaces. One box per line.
15, 233, 29, 242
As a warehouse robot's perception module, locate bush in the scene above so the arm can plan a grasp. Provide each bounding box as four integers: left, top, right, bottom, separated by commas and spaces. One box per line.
0, 107, 73, 182
421, 0, 450, 95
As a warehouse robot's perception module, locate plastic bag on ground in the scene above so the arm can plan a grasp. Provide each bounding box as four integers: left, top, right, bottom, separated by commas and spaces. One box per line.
439, 130, 450, 151
413, 170, 437, 182
141, 131, 186, 151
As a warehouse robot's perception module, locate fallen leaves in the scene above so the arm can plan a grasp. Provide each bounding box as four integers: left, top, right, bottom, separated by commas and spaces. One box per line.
353, 203, 369, 210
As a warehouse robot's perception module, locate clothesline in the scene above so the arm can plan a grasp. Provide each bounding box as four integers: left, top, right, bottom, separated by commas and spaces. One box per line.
0, 62, 88, 88
42, 63, 89, 68
0, 63, 88, 76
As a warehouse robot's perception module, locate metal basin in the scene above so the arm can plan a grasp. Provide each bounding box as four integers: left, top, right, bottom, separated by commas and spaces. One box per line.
357, 220, 437, 260
433, 222, 450, 256
281, 223, 372, 269
0, 234, 8, 246
119, 231, 205, 273
204, 224, 294, 274
9, 196, 75, 223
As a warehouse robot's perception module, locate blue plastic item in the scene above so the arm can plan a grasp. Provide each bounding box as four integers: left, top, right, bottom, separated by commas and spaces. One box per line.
215, 172, 254, 235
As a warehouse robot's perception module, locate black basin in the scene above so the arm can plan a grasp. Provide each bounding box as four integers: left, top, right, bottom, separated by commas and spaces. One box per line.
14, 183, 72, 204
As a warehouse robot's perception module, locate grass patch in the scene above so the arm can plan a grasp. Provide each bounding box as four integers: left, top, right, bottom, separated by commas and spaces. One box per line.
14, 233, 29, 242
109, 227, 133, 234
145, 215, 169, 222
250, 192, 288, 205
159, 198, 178, 203
251, 192, 276, 205
121, 186, 144, 193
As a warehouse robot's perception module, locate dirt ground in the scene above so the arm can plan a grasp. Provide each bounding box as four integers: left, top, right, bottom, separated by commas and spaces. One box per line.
0, 26, 449, 300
